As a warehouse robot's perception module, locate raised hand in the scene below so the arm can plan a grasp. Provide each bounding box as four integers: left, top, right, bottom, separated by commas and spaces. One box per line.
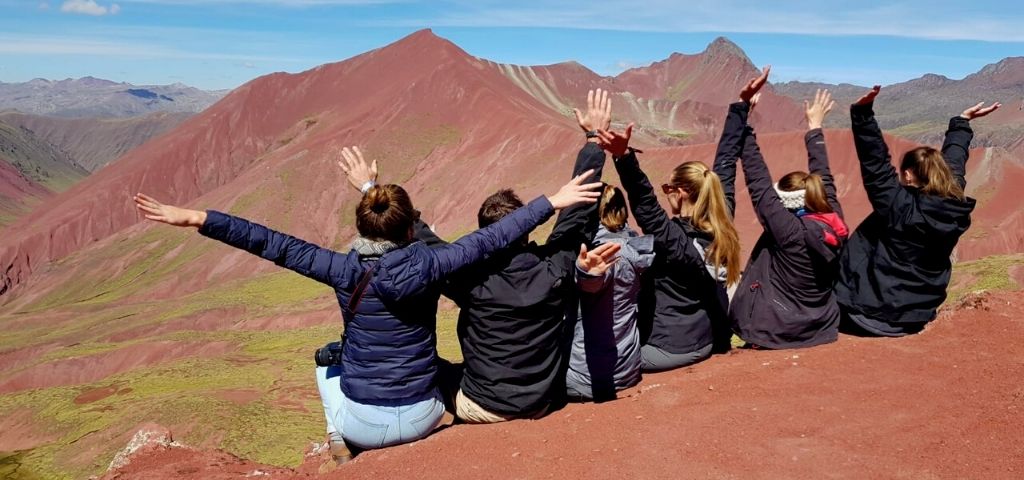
749, 92, 762, 114
596, 123, 635, 158
740, 65, 771, 103
805, 89, 836, 130
577, 242, 622, 276
133, 193, 206, 228
337, 146, 378, 192
961, 101, 1001, 120
854, 85, 881, 107
573, 88, 612, 133
547, 169, 603, 210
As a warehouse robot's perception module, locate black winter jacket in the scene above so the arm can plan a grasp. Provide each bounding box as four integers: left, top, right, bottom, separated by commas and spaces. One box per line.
835, 104, 976, 332
729, 126, 848, 349
615, 152, 729, 355
418, 142, 605, 416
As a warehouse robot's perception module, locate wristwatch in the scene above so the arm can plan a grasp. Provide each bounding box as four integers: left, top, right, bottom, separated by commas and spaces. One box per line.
585, 130, 600, 139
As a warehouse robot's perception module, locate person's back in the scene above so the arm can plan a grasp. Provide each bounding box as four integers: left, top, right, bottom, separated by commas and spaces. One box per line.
453, 235, 577, 417
835, 86, 992, 336
729, 89, 849, 349
567, 220, 654, 401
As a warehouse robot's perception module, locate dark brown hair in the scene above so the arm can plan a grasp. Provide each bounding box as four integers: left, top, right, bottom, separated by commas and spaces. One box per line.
900, 147, 965, 200
478, 189, 523, 228
778, 171, 833, 213
356, 184, 416, 243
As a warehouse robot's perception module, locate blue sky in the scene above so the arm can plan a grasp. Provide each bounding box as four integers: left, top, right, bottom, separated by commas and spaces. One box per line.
1, 0, 1022, 90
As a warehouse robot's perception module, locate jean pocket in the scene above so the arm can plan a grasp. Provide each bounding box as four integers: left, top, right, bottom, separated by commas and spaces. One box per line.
342, 409, 390, 450
406, 399, 443, 440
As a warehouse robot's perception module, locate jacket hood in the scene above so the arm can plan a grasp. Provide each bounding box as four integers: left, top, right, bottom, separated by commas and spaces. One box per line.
913, 190, 976, 237
595, 225, 656, 270
800, 212, 850, 262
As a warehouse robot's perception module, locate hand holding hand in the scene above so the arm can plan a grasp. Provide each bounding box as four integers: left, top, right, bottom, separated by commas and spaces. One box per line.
134, 193, 206, 228
337, 146, 378, 192
961, 101, 1001, 120
548, 169, 603, 210
596, 123, 634, 157
740, 65, 771, 103
577, 242, 622, 276
854, 85, 881, 107
805, 88, 835, 130
573, 89, 612, 133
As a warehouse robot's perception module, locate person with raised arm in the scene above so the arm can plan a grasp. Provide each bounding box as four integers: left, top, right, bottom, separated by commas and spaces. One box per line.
594, 92, 744, 372
132, 152, 602, 462
729, 87, 850, 349
408, 89, 617, 422
835, 86, 999, 336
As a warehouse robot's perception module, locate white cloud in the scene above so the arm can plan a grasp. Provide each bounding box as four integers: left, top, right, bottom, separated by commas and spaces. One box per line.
38, 1, 50, 10
60, 0, 121, 16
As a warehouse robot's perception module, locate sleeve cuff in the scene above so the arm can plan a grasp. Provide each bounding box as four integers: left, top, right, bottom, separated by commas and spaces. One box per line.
850, 103, 875, 120
198, 210, 226, 237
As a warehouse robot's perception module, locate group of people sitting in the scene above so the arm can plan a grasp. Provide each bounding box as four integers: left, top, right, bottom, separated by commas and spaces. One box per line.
133, 66, 999, 464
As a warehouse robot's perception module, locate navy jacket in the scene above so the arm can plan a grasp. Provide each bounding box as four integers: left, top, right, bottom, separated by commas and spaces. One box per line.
729, 126, 848, 349
835, 104, 976, 332
198, 196, 555, 405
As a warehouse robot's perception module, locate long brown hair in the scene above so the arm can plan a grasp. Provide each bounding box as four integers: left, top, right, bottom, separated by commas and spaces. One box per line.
900, 147, 965, 200
356, 184, 416, 243
778, 171, 833, 213
669, 161, 741, 286
599, 184, 628, 232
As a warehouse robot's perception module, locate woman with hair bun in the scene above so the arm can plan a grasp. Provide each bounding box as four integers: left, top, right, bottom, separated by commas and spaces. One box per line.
132, 146, 603, 461
728, 88, 850, 349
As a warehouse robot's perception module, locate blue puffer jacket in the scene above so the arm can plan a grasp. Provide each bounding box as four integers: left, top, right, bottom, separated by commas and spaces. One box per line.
199, 196, 555, 405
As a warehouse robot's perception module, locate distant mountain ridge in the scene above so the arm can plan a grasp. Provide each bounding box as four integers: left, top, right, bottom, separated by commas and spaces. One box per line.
775, 57, 1024, 152
0, 77, 227, 118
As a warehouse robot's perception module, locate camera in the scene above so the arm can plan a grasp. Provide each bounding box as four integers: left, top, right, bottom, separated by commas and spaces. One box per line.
314, 341, 344, 367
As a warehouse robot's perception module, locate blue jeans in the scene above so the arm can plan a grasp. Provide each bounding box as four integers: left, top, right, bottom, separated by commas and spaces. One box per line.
315, 366, 445, 450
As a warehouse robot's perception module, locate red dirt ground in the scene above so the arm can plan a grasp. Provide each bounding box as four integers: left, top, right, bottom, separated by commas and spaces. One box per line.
103, 290, 1024, 480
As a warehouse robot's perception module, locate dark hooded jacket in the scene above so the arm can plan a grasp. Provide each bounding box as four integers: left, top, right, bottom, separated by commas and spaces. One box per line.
728, 126, 849, 349
415, 142, 606, 416
835, 104, 976, 334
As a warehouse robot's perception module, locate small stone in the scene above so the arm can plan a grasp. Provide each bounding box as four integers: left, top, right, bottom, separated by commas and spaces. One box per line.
708, 385, 714, 391
512, 452, 520, 458
635, 415, 644, 419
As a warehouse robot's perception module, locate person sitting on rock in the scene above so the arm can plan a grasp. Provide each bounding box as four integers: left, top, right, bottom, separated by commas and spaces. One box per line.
835, 86, 999, 337
412, 89, 618, 423
729, 87, 850, 350
565, 183, 654, 402
131, 150, 603, 461
592, 83, 748, 371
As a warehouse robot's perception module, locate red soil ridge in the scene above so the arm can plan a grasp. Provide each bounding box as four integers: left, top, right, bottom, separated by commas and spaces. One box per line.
101, 290, 1024, 480
3, 30, 1020, 305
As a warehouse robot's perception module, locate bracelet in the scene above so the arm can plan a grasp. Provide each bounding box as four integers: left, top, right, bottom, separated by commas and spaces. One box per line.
360, 180, 376, 194
585, 130, 600, 138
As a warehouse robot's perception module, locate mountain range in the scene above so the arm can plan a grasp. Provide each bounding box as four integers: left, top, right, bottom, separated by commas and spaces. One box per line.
0, 30, 1021, 479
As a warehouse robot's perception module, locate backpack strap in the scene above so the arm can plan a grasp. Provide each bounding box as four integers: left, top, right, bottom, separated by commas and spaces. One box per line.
345, 261, 378, 318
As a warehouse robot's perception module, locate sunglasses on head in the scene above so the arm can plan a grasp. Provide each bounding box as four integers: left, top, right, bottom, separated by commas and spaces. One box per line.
661, 184, 681, 194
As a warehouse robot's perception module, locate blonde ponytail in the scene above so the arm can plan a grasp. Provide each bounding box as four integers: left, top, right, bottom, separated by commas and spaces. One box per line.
670, 162, 742, 286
